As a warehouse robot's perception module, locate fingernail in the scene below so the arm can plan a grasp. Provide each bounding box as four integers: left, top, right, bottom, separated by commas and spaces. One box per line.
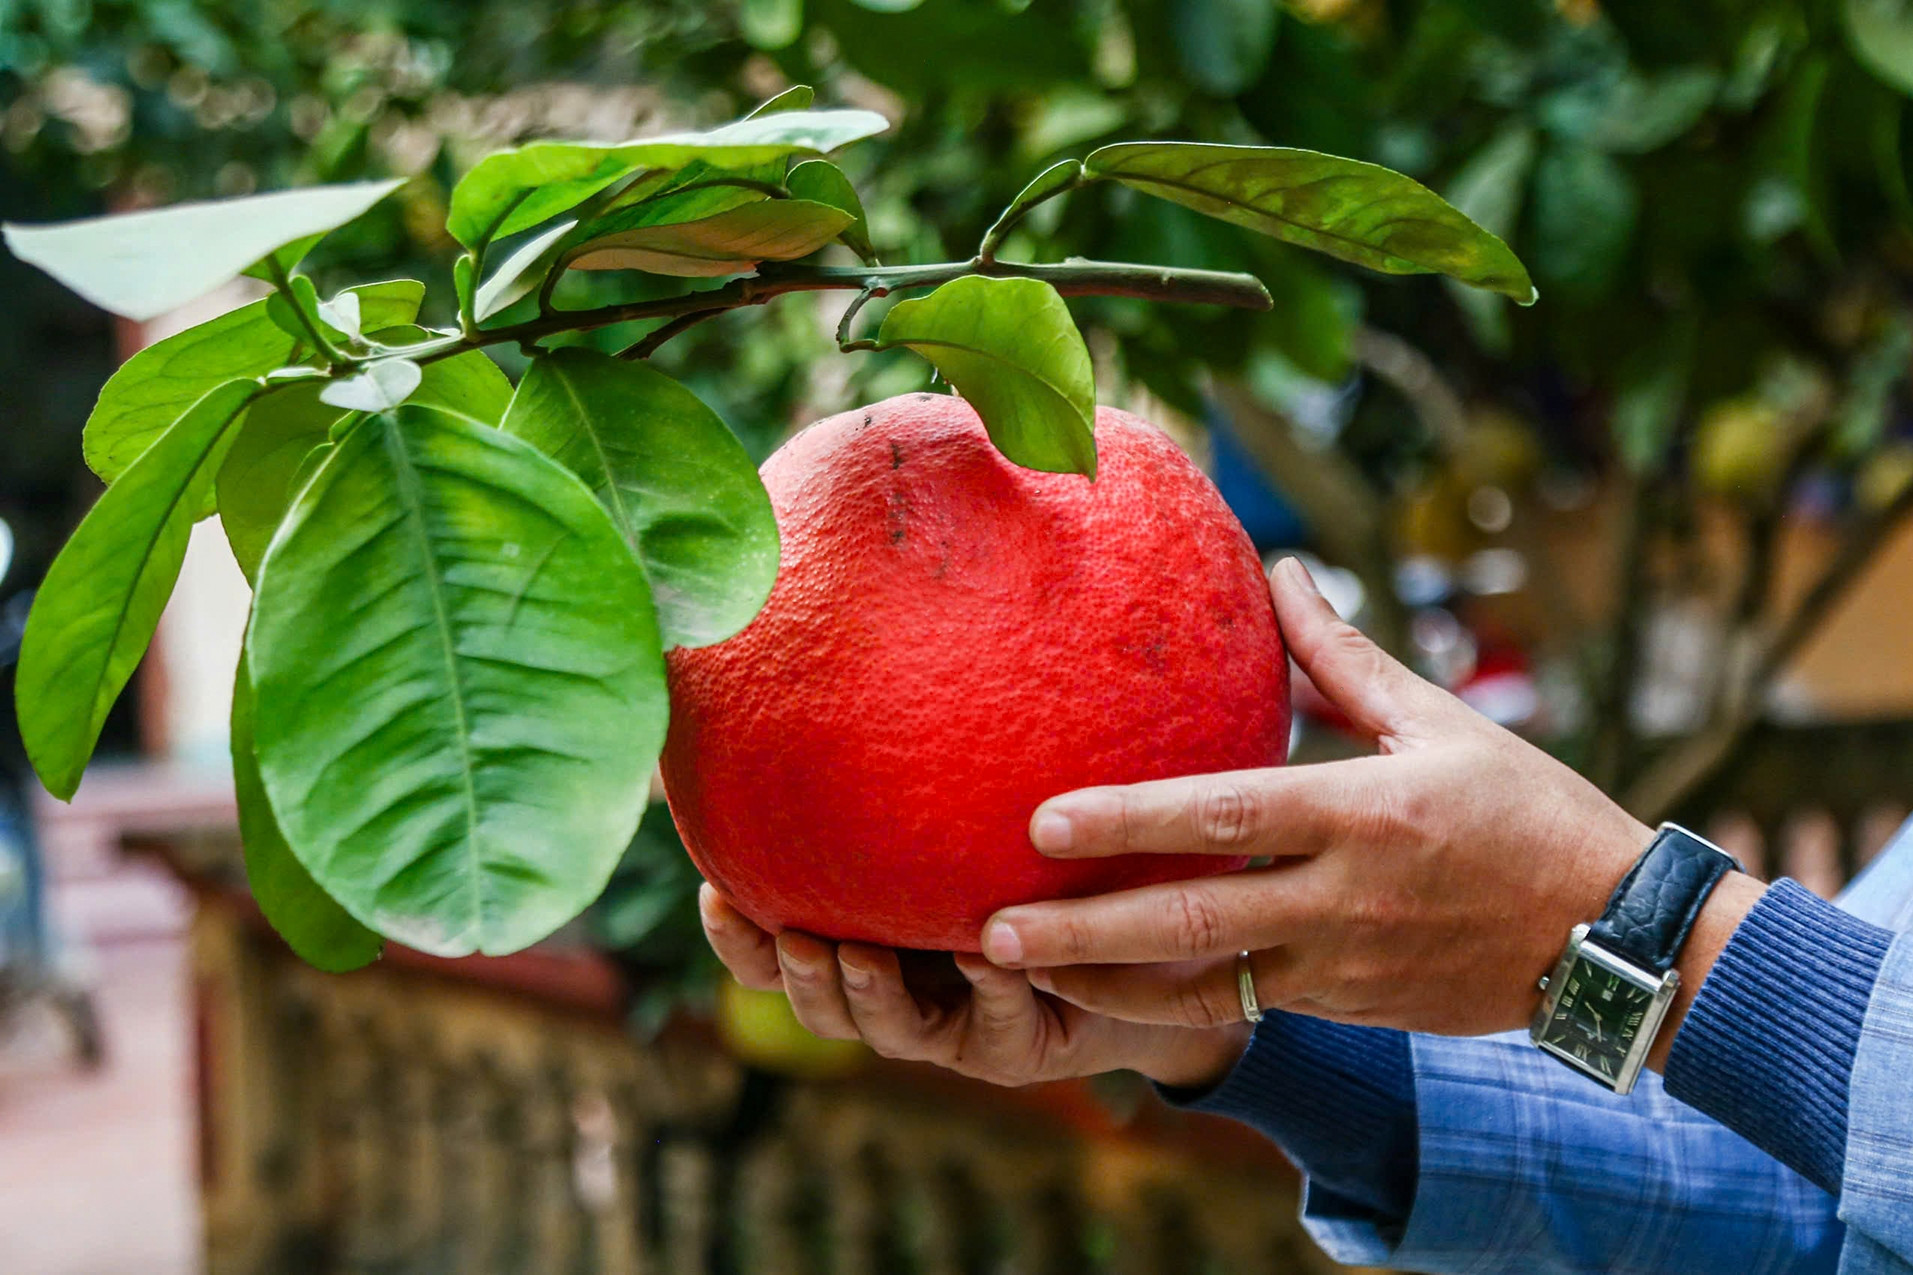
778, 938, 820, 974
1281, 556, 1320, 594
983, 920, 1024, 966
839, 960, 871, 990
1030, 809, 1074, 854
1027, 968, 1054, 993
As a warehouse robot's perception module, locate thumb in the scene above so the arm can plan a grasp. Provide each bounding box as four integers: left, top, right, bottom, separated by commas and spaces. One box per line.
1271, 557, 1458, 744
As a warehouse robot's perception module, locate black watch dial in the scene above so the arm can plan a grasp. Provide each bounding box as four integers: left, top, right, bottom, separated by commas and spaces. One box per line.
1539, 956, 1656, 1083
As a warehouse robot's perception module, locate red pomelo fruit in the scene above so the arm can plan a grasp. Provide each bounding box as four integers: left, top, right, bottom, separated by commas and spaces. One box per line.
660, 393, 1290, 952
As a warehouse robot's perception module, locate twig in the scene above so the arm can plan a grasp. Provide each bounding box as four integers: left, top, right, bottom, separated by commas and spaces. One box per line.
622, 309, 727, 360
395, 256, 1271, 371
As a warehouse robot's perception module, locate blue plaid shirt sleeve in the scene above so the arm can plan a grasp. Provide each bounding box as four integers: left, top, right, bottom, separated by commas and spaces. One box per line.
1298, 1031, 1845, 1275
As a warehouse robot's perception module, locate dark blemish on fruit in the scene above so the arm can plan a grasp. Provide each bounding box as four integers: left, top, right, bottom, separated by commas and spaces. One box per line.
933, 538, 952, 579
863, 413, 873, 428
887, 490, 911, 545
890, 441, 905, 470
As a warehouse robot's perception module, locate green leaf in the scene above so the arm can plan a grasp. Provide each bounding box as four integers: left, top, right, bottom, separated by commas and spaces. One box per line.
501, 349, 779, 648
82, 280, 424, 488
1170, 0, 1278, 97
786, 160, 876, 261
1083, 141, 1538, 303
446, 109, 888, 250
1443, 124, 1537, 354
216, 348, 512, 582
875, 276, 1097, 477
216, 383, 340, 583
16, 380, 258, 799
742, 0, 804, 49
3, 180, 404, 322
265, 273, 335, 347
1532, 142, 1638, 300
320, 358, 422, 412
409, 350, 515, 426
475, 219, 577, 322
1847, 0, 1913, 99
746, 85, 815, 116
247, 405, 667, 957
231, 646, 381, 972
569, 198, 854, 276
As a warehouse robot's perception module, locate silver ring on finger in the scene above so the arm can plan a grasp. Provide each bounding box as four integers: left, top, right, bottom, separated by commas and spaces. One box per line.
1236, 950, 1264, 1024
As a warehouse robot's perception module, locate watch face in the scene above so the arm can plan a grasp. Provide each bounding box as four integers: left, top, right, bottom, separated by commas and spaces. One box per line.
1539, 956, 1657, 1084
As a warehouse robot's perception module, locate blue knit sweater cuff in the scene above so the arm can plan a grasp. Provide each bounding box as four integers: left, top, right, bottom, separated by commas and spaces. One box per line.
1156, 1013, 1418, 1220
1663, 878, 1893, 1193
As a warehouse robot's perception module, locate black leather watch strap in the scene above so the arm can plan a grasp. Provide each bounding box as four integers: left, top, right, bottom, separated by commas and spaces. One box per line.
1586, 824, 1741, 974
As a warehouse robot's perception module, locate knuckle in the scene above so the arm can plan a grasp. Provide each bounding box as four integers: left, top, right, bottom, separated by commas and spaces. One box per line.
1053, 915, 1096, 964
1196, 782, 1257, 848
1164, 886, 1229, 960
1171, 977, 1232, 1030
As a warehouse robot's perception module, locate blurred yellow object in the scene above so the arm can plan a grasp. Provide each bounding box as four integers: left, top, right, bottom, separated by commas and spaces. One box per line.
1858, 442, 1913, 512
715, 975, 867, 1078
1694, 398, 1788, 498
1397, 476, 1475, 562
1459, 409, 1543, 489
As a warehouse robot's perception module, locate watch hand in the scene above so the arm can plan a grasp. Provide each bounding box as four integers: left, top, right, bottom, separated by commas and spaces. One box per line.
1589, 1007, 1604, 1039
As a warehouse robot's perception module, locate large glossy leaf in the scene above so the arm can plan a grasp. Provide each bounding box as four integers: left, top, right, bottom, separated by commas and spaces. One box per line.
500, 349, 779, 648
569, 199, 853, 276
16, 380, 258, 799
217, 350, 513, 583
3, 180, 404, 322
231, 646, 382, 971
786, 159, 875, 261
247, 405, 667, 957
1083, 142, 1538, 303
1847, 0, 1913, 98
875, 276, 1097, 477
83, 279, 424, 487
446, 109, 888, 249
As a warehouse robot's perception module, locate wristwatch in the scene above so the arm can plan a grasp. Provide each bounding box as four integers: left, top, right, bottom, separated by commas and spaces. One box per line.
1530, 822, 1741, 1094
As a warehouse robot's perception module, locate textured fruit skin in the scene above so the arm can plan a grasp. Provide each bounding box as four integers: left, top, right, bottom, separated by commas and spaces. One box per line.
661, 393, 1290, 952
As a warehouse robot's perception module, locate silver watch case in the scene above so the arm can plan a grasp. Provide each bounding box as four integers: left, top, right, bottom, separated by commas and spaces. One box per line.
1529, 923, 1681, 1095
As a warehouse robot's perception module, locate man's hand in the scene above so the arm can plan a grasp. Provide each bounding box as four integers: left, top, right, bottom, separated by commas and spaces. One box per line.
699, 885, 1249, 1089
981, 557, 1699, 1040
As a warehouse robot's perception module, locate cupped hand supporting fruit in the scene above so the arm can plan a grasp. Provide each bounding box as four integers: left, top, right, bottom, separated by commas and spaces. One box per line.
701, 559, 1765, 1088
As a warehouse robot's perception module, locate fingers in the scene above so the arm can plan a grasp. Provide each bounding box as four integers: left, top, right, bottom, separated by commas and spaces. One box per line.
1269, 556, 1460, 744
837, 944, 947, 1059
1028, 763, 1383, 860
776, 931, 859, 1039
952, 952, 1043, 1045
699, 884, 781, 989
1030, 949, 1300, 1030
982, 866, 1324, 968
